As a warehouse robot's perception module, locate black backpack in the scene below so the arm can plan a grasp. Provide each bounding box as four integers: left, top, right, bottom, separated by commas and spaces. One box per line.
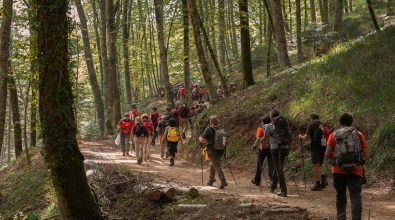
272, 116, 291, 145
135, 125, 148, 137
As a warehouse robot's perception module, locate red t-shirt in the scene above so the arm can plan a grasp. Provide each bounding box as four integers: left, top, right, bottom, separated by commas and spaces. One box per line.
117, 118, 132, 134
179, 87, 185, 96
199, 88, 205, 95
327, 131, 368, 177
256, 127, 268, 149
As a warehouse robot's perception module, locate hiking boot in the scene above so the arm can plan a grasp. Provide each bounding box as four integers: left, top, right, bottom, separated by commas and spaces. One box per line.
207, 179, 216, 186
219, 181, 228, 189
320, 175, 328, 189
310, 182, 322, 191
251, 179, 260, 186
137, 158, 143, 165
165, 151, 169, 159
169, 159, 175, 166
276, 192, 287, 197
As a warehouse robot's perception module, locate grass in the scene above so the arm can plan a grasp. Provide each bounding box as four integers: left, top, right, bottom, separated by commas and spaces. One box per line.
0, 148, 59, 219
191, 27, 395, 179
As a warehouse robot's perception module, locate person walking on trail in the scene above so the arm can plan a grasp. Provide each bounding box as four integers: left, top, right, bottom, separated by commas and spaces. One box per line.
192, 86, 199, 102
117, 113, 133, 156
157, 115, 167, 159
162, 119, 182, 166
178, 85, 185, 102
263, 110, 290, 197
131, 117, 149, 165
179, 103, 190, 139
325, 113, 370, 220
299, 113, 329, 191
199, 115, 228, 189
150, 107, 160, 146
198, 86, 205, 103
172, 103, 180, 128
129, 104, 140, 122
142, 114, 154, 161
251, 116, 274, 186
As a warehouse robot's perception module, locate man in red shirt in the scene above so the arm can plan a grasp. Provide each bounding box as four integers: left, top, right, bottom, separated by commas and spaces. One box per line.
129, 104, 139, 123
325, 113, 370, 220
142, 114, 154, 161
178, 86, 185, 102
117, 113, 133, 156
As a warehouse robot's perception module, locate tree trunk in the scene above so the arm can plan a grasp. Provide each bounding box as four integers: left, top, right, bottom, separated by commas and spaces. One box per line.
196, 8, 230, 95
106, 0, 121, 125
310, 0, 317, 23
182, 0, 192, 107
0, 0, 13, 154
333, 0, 343, 31
304, 0, 308, 30
122, 0, 133, 106
268, 0, 292, 68
8, 74, 23, 158
229, 0, 239, 60
296, 0, 304, 63
218, 0, 226, 68
322, 0, 329, 24
99, 0, 114, 135
154, 0, 174, 107
91, 0, 104, 95
239, 0, 255, 88
344, 0, 349, 14
188, 0, 217, 103
318, 0, 324, 23
366, 0, 381, 31
266, 23, 273, 77
349, 0, 353, 12
37, 0, 102, 218
387, 0, 394, 16
23, 81, 31, 164
75, 0, 105, 137
288, 0, 293, 42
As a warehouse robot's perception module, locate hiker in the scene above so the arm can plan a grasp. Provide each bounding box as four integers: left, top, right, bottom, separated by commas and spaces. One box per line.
157, 115, 168, 159
164, 106, 174, 124
192, 86, 200, 101
263, 110, 290, 197
131, 117, 149, 165
129, 104, 140, 122
251, 116, 274, 186
299, 113, 329, 191
162, 119, 182, 166
117, 113, 133, 156
217, 87, 225, 100
178, 85, 185, 102
199, 115, 228, 189
150, 107, 160, 145
325, 113, 370, 220
142, 114, 154, 161
198, 86, 205, 103
171, 103, 180, 128
179, 103, 190, 139
158, 85, 165, 99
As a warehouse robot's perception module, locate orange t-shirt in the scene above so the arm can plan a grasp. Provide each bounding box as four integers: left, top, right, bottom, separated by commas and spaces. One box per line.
256, 127, 268, 149
327, 130, 368, 177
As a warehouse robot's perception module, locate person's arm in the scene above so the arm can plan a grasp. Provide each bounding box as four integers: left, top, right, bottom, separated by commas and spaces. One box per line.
299, 124, 311, 140
199, 128, 209, 146
325, 133, 335, 158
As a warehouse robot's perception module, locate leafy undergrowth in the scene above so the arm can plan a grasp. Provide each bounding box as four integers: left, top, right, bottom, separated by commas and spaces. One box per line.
187, 27, 395, 186
0, 148, 59, 219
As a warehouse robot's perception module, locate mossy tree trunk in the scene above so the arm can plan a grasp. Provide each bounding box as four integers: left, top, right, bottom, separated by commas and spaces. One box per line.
37, 0, 102, 218
8, 74, 23, 158
239, 0, 255, 88
0, 0, 13, 155
75, 0, 105, 137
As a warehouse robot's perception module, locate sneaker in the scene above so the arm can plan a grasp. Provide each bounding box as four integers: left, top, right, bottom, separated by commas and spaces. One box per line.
276, 192, 287, 197
251, 179, 260, 186
310, 182, 322, 191
219, 182, 228, 189
320, 175, 328, 189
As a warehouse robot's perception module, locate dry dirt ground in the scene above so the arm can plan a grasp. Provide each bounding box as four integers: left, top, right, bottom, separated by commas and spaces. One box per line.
79, 135, 395, 220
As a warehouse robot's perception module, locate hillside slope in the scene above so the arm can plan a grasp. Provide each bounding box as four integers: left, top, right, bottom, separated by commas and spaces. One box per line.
190, 27, 395, 180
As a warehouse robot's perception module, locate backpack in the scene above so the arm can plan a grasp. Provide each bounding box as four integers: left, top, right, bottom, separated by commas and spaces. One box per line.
167, 127, 180, 142
135, 125, 148, 137
212, 127, 228, 150
272, 116, 291, 145
334, 127, 362, 172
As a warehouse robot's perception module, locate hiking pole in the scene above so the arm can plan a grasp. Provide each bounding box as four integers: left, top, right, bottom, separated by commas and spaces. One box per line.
200, 146, 204, 186
300, 138, 307, 188
225, 156, 237, 186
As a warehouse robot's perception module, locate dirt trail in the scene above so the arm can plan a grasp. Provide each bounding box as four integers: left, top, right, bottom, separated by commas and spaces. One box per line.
80, 136, 395, 220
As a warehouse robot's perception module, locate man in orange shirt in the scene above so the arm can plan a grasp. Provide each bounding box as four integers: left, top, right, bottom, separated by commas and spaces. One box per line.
251, 116, 274, 187
325, 113, 370, 220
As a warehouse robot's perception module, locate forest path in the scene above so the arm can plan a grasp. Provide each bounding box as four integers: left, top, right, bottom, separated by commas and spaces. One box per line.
80, 135, 395, 220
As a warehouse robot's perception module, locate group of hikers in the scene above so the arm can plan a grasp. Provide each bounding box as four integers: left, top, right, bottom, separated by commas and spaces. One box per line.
197, 110, 369, 220
158, 83, 227, 103
117, 105, 370, 220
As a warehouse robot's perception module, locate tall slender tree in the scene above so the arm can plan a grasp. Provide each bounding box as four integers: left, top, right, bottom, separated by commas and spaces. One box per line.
296, 0, 304, 63
366, 0, 381, 31
267, 0, 292, 68
239, 0, 255, 88
122, 0, 133, 106
310, 0, 317, 23
182, 0, 192, 107
154, 0, 174, 107
188, 0, 217, 103
75, 0, 105, 137
333, 0, 343, 31
37, 0, 101, 218
0, 0, 13, 155
8, 73, 23, 157
388, 0, 395, 16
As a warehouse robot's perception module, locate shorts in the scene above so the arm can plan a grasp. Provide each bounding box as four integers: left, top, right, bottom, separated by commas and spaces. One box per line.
167, 141, 178, 153
311, 147, 326, 165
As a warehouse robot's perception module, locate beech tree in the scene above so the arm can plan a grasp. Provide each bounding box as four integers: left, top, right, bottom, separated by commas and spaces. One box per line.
37, 0, 102, 218
239, 0, 255, 88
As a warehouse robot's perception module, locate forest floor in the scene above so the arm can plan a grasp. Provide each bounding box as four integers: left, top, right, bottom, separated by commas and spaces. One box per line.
79, 134, 395, 220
